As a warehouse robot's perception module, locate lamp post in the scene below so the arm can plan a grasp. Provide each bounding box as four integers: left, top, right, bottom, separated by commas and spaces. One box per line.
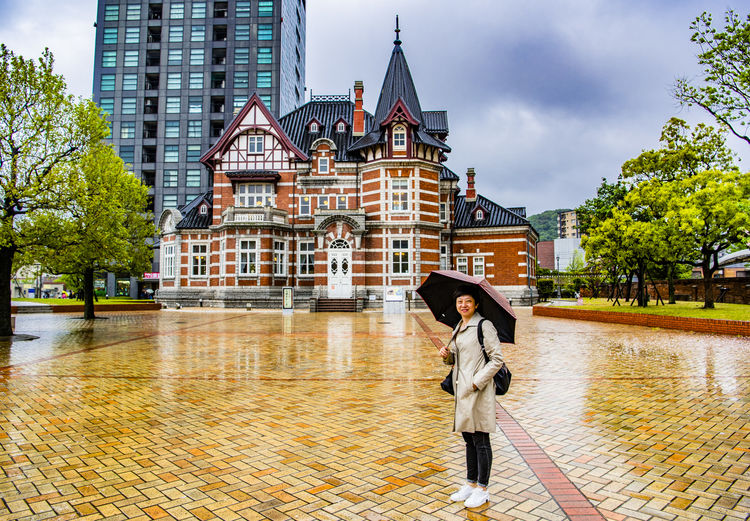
556, 255, 561, 298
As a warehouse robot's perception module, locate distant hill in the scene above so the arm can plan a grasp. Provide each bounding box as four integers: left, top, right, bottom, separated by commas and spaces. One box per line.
528, 209, 571, 241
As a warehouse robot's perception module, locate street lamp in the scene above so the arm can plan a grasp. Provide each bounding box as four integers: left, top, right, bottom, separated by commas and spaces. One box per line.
556, 255, 561, 298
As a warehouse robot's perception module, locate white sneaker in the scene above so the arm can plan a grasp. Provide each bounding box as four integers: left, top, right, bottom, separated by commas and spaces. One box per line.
449, 483, 475, 502
464, 487, 489, 508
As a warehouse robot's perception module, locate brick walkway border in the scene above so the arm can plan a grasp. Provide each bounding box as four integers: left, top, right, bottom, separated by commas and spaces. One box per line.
532, 305, 750, 336
411, 313, 606, 521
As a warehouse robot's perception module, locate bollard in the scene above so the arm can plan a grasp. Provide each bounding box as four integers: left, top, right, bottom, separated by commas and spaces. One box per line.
246, 302, 252, 311
199, 298, 203, 307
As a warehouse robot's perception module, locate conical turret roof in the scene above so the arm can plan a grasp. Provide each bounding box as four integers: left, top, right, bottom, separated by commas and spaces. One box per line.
373, 39, 423, 125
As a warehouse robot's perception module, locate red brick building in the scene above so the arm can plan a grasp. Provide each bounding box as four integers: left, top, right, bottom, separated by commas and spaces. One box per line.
157, 34, 538, 308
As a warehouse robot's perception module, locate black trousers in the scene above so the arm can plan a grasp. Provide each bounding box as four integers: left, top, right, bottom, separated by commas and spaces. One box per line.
462, 431, 492, 487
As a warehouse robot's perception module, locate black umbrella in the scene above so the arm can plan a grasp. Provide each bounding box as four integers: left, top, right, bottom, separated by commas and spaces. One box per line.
416, 270, 516, 343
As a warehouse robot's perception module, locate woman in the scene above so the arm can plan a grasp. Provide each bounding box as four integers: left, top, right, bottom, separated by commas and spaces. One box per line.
439, 284, 504, 508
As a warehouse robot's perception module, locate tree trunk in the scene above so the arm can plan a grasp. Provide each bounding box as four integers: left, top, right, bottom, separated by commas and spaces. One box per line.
702, 256, 715, 309
625, 271, 634, 302
636, 263, 648, 307
0, 247, 16, 336
667, 264, 676, 304
83, 268, 97, 319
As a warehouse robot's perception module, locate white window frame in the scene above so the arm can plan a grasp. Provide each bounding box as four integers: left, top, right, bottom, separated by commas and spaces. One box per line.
337, 122, 346, 133
191, 243, 208, 277
236, 183, 274, 207
393, 124, 406, 150
473, 256, 485, 277
318, 157, 329, 174
318, 196, 329, 211
299, 195, 311, 216
336, 195, 347, 210
273, 240, 286, 276
440, 202, 447, 222
237, 239, 257, 276
475, 209, 484, 221
391, 239, 409, 275
298, 240, 315, 276
219, 239, 226, 276
163, 244, 175, 278
391, 178, 409, 212
309, 122, 318, 133
456, 256, 468, 275
440, 244, 448, 270
248, 135, 264, 154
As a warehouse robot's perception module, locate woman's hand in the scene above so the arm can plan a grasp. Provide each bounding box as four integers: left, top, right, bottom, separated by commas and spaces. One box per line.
439, 346, 451, 358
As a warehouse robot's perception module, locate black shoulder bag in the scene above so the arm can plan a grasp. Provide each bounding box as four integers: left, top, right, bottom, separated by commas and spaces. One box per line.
440, 319, 512, 395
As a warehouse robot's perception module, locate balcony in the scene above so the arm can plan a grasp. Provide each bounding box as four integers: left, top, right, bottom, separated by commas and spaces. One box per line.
221, 206, 289, 226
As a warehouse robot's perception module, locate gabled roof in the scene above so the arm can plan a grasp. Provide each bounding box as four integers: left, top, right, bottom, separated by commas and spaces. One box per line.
201, 93, 308, 168
278, 100, 375, 161
423, 111, 449, 134
373, 40, 423, 126
453, 194, 531, 229
440, 165, 459, 181
175, 192, 213, 230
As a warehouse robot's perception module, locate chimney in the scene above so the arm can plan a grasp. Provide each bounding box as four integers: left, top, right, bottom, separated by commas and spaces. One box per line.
465, 168, 476, 202
353, 80, 365, 136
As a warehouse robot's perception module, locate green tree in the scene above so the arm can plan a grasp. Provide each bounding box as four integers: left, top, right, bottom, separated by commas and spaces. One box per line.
0, 45, 108, 335
567, 250, 585, 272
669, 169, 750, 308
576, 178, 628, 236
674, 10, 750, 147
25, 144, 155, 319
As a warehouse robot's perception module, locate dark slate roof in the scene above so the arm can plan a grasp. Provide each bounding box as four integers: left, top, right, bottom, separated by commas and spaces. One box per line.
373, 41, 423, 125
453, 194, 531, 229
423, 111, 449, 134
278, 101, 375, 161
507, 207, 527, 218
175, 192, 212, 230
225, 170, 280, 181
441, 165, 459, 181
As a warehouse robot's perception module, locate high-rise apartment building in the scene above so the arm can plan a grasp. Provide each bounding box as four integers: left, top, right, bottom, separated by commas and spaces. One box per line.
92, 0, 306, 238
557, 210, 580, 238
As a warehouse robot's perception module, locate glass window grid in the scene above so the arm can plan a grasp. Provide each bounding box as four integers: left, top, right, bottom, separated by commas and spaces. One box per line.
256, 71, 271, 88
163, 194, 178, 208
102, 50, 117, 67
273, 241, 285, 276
234, 71, 249, 88
238, 239, 257, 275
473, 256, 485, 277
191, 244, 207, 277
121, 97, 136, 114
192, 2, 206, 18
104, 4, 119, 21
233, 95, 247, 111
258, 24, 272, 40
235, 24, 250, 40
298, 241, 314, 275
122, 73, 138, 90
456, 256, 468, 275
126, 4, 140, 20
336, 195, 346, 210
103, 27, 118, 44
236, 183, 273, 207
123, 50, 138, 67
125, 27, 139, 43
189, 96, 202, 113
168, 49, 182, 65
259, 95, 271, 107
169, 26, 183, 42
99, 98, 114, 115
258, 1, 273, 16
318, 196, 329, 210
119, 145, 135, 163
186, 144, 201, 161
120, 121, 135, 139
392, 239, 409, 274
234, 48, 249, 64
299, 195, 310, 215
187, 120, 202, 137
236, 1, 250, 17
170, 2, 184, 19
164, 145, 179, 162
257, 47, 272, 64
167, 72, 182, 89
189, 72, 203, 88
189, 48, 204, 65
186, 169, 201, 187
165, 97, 180, 113
247, 135, 263, 154
440, 202, 447, 222
391, 178, 409, 211
163, 244, 175, 278
318, 157, 329, 174
191, 25, 205, 41
164, 121, 180, 138
163, 169, 178, 186
100, 74, 115, 91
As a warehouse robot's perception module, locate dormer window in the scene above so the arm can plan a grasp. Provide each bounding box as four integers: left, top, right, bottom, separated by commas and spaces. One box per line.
309, 122, 319, 133
393, 124, 406, 151
475, 209, 484, 221
248, 135, 263, 154
199, 204, 208, 215
318, 157, 329, 174
336, 121, 346, 133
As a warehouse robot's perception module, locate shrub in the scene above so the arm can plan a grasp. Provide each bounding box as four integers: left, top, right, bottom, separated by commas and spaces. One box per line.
537, 279, 554, 300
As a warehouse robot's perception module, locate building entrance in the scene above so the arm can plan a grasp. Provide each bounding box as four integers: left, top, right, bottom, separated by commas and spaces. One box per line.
327, 239, 352, 298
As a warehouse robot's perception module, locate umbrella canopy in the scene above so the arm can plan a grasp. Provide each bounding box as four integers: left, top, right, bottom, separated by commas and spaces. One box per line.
416, 270, 516, 343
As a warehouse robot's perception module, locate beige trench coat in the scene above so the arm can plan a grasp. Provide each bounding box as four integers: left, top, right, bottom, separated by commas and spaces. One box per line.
444, 313, 504, 433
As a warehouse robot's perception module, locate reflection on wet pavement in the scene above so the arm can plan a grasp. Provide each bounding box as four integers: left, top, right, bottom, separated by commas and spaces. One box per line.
0, 309, 748, 520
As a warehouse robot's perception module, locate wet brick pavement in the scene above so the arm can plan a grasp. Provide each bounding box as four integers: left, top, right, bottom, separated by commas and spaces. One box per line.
0, 308, 748, 520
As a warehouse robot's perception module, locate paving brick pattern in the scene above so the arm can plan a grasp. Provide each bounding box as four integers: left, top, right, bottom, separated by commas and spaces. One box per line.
0, 309, 748, 520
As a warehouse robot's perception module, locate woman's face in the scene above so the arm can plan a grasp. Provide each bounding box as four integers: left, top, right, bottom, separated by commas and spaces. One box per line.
456, 294, 477, 321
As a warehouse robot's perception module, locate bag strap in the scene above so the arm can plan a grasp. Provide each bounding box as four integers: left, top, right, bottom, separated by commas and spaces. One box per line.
477, 319, 489, 363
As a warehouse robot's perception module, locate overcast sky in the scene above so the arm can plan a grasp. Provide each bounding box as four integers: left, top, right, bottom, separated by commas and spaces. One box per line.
1, 0, 746, 215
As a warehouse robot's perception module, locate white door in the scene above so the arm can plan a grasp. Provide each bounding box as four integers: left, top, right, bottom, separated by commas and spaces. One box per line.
328, 239, 352, 298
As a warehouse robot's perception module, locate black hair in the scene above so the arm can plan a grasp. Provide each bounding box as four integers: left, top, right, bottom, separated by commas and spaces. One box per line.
452, 284, 480, 304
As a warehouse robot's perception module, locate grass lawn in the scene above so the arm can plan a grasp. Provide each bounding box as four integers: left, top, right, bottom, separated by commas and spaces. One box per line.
12, 297, 152, 306
549, 298, 750, 321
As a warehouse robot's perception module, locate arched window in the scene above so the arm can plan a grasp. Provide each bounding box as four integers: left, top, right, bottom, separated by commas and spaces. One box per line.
393, 125, 406, 150
475, 209, 484, 221
199, 204, 208, 215
309, 122, 318, 133
337, 122, 346, 133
